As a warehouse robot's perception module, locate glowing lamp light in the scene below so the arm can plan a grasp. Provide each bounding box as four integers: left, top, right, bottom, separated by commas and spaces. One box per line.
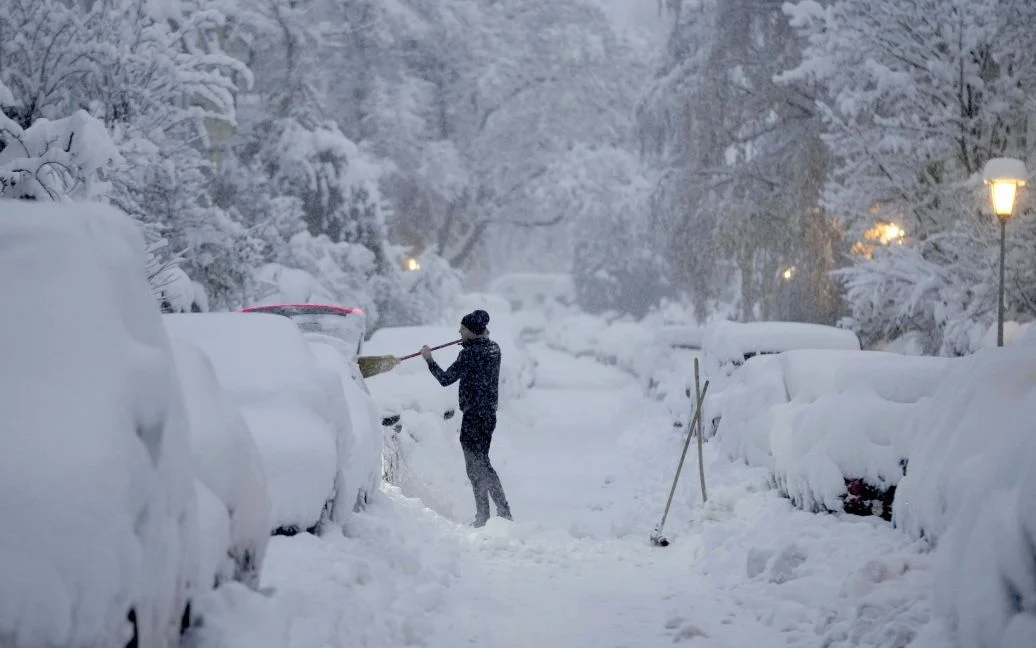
983, 157, 1027, 219
405, 257, 421, 271
781, 266, 796, 281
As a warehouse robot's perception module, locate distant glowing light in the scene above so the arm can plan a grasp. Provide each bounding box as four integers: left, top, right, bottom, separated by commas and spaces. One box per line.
406, 257, 421, 271
852, 221, 907, 258
781, 266, 796, 281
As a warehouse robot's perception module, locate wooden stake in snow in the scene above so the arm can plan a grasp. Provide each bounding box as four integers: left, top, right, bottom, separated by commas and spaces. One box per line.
694, 357, 708, 503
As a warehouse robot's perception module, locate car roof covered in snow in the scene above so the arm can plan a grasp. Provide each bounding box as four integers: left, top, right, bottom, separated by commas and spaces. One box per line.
703, 320, 861, 362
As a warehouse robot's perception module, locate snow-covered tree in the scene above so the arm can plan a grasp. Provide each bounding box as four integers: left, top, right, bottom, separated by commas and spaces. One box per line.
783, 0, 1036, 353
639, 0, 842, 323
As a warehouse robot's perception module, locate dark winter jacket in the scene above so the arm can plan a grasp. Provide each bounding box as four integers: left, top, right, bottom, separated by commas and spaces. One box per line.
426, 336, 501, 413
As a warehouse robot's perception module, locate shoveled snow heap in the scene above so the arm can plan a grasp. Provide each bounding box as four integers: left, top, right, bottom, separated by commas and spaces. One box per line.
896, 342, 1036, 648
0, 200, 197, 646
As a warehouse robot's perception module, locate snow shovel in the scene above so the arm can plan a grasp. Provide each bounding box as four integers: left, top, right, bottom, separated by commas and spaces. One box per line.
357, 339, 463, 379
650, 379, 710, 547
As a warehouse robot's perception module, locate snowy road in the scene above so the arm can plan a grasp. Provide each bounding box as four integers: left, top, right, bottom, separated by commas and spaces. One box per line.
250, 343, 941, 648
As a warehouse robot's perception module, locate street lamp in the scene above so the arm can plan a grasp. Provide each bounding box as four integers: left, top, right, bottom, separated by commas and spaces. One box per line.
983, 157, 1028, 347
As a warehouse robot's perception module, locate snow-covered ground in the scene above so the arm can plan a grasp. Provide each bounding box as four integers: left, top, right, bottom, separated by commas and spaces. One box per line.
200, 336, 949, 648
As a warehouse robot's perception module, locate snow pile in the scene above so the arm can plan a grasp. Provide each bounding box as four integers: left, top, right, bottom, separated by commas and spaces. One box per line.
0, 201, 196, 646
895, 345, 1036, 648
382, 410, 475, 522
164, 313, 351, 532
712, 354, 788, 468
169, 339, 271, 589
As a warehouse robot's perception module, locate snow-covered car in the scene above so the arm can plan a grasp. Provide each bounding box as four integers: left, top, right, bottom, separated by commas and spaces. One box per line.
240, 303, 367, 357
164, 313, 353, 536
0, 202, 199, 647
714, 349, 952, 520
237, 303, 382, 512
701, 320, 861, 434
489, 272, 575, 311
168, 339, 271, 589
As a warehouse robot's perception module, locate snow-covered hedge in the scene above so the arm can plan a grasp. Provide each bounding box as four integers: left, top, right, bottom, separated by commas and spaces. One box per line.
0, 201, 198, 647
895, 344, 1036, 648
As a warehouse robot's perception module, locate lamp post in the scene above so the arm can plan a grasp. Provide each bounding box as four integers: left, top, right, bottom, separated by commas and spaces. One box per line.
982, 157, 1028, 347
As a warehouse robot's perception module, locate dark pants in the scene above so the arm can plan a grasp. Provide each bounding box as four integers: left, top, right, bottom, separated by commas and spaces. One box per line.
460, 411, 510, 523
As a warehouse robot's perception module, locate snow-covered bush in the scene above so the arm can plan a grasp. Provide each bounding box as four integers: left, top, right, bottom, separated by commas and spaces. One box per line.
895, 344, 1036, 648
164, 313, 353, 535
0, 110, 120, 200
0, 201, 198, 647
782, 0, 1036, 355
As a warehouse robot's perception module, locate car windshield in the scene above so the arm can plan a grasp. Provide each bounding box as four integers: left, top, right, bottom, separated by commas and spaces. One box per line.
241, 305, 367, 358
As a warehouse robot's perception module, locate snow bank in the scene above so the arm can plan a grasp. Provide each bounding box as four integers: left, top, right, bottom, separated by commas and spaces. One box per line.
169, 339, 271, 588
164, 313, 351, 532
0, 200, 196, 646
895, 345, 1036, 648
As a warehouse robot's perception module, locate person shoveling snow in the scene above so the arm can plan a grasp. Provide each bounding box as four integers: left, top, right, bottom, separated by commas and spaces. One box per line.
421, 310, 513, 528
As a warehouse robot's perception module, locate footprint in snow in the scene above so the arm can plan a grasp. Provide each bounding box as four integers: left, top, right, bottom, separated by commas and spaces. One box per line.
665, 616, 708, 642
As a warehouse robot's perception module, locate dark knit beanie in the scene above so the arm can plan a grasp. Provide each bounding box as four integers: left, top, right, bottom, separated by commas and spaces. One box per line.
461, 309, 490, 335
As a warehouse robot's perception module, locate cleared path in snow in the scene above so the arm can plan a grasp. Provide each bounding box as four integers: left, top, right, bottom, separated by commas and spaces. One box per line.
423, 344, 780, 647
255, 341, 938, 648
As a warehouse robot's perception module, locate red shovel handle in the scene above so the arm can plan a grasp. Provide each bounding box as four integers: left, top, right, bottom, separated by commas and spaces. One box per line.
399, 339, 463, 361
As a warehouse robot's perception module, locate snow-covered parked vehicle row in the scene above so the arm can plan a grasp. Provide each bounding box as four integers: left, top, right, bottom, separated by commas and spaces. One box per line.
713, 349, 951, 519
164, 313, 354, 536
168, 339, 271, 589
701, 320, 861, 435
0, 202, 202, 647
